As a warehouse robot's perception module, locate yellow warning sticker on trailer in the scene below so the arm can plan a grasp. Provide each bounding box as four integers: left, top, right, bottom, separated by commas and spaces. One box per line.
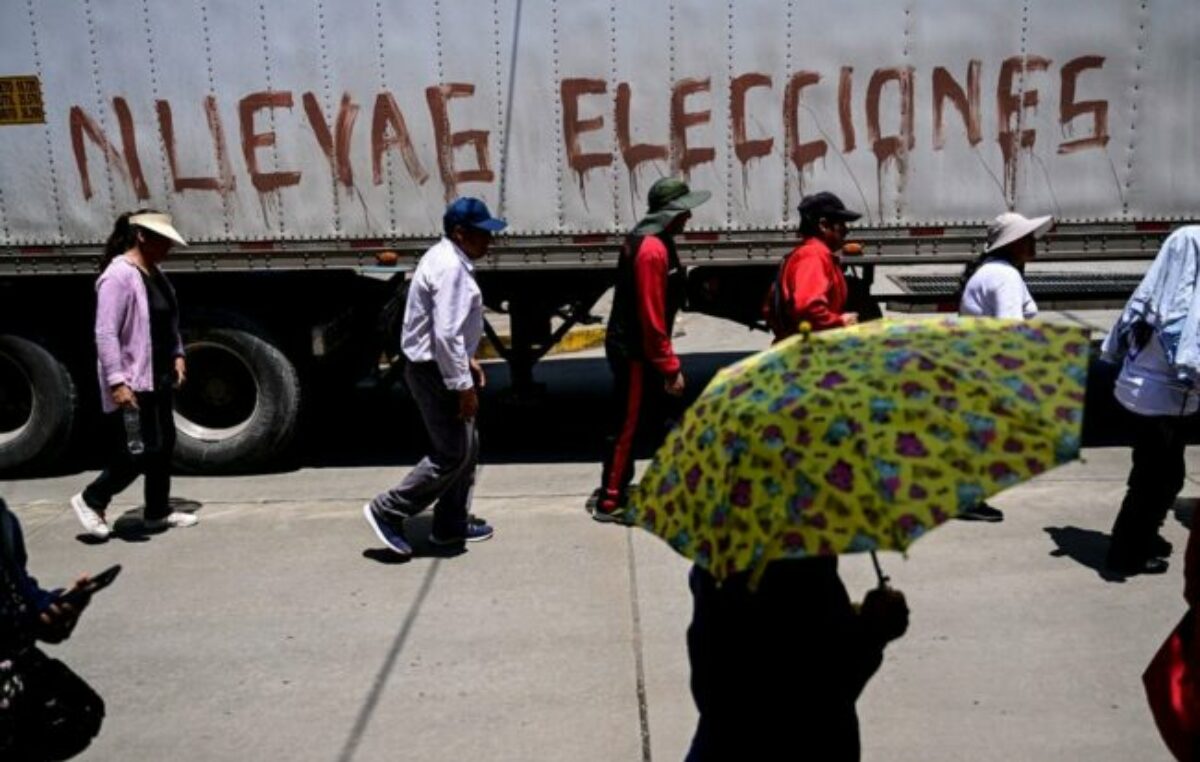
0, 76, 45, 125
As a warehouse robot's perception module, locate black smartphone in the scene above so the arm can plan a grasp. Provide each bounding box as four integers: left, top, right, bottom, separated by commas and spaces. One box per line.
60, 564, 122, 606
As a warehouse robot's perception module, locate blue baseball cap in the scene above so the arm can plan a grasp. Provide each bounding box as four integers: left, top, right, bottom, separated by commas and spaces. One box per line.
443, 197, 507, 234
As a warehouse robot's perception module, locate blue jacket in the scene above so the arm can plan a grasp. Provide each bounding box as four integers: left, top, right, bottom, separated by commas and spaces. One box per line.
1102, 226, 1200, 379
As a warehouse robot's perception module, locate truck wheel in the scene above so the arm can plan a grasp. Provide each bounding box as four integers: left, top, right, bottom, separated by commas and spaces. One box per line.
173, 327, 301, 473
0, 335, 77, 473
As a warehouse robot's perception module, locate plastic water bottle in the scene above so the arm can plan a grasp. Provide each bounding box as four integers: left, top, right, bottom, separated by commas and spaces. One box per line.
123, 407, 144, 456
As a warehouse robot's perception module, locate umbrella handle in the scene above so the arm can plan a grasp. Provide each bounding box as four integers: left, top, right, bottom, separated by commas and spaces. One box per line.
870, 551, 890, 588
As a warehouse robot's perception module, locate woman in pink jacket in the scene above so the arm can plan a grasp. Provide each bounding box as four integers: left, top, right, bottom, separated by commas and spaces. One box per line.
69, 211, 198, 539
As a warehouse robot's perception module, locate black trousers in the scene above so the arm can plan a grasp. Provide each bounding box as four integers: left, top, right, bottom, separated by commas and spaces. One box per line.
1109, 413, 1187, 563
598, 352, 680, 507
82, 390, 176, 521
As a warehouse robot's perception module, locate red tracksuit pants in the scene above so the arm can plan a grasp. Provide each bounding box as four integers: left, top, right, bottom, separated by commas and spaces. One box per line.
598, 354, 679, 513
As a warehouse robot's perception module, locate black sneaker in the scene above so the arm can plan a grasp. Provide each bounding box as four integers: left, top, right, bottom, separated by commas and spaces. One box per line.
363, 503, 413, 557
1106, 554, 1169, 576
957, 502, 1004, 522
430, 518, 494, 546
593, 504, 632, 525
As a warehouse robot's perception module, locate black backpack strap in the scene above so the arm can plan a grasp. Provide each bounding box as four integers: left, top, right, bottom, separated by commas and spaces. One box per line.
769, 253, 793, 334
376, 275, 411, 357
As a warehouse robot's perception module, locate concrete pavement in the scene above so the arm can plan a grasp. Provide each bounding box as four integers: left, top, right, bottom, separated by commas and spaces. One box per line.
0, 310, 1189, 761
0, 448, 1191, 761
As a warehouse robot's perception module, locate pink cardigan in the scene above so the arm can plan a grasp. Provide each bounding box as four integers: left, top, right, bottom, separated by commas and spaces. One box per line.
94, 256, 183, 413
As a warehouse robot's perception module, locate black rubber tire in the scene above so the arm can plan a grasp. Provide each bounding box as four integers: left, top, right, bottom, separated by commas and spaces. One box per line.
173, 326, 302, 473
0, 334, 78, 473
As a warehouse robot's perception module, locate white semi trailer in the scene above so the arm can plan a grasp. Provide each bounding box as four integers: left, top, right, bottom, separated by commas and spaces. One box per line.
1, 0, 1196, 473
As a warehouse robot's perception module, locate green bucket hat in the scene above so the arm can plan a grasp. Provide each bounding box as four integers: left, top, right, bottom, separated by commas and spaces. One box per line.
632, 178, 711, 235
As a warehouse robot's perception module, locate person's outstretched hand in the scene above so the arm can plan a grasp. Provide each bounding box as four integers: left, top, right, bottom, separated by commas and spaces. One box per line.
861, 586, 909, 644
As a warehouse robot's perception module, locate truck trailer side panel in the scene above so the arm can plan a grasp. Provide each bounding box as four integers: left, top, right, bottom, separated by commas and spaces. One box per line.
2, 0, 1199, 474
2, 0, 1197, 247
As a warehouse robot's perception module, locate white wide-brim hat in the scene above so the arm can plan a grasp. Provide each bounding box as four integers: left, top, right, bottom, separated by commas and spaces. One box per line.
129, 212, 188, 246
984, 212, 1053, 254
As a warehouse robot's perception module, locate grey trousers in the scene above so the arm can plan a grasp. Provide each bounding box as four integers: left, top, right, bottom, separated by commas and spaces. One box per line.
372, 361, 479, 539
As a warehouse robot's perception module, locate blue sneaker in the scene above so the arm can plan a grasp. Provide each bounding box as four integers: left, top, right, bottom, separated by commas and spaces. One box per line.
430, 516, 494, 546
363, 503, 412, 557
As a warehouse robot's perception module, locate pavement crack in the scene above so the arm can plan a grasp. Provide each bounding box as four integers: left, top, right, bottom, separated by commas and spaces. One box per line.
624, 530, 653, 762
336, 559, 440, 762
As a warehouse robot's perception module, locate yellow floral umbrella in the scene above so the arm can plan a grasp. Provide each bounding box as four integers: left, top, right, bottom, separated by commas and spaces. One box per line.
626, 317, 1090, 584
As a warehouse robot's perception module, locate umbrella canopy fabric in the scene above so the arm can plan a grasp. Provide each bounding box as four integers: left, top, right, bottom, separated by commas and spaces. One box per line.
627, 317, 1090, 583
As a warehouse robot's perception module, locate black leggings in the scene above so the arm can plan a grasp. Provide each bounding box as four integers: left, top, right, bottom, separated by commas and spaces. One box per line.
82, 390, 176, 521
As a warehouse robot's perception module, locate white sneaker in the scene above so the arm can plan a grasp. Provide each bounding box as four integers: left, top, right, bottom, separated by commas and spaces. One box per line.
143, 511, 198, 530
70, 493, 110, 539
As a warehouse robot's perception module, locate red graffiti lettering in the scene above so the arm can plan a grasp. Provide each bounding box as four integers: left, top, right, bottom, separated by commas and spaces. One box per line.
112, 98, 149, 199
561, 78, 613, 190
238, 91, 302, 193
670, 78, 715, 178
370, 92, 429, 188
64, 57, 1117, 208
1059, 55, 1109, 154
998, 55, 1051, 198
426, 83, 494, 202
616, 82, 668, 183
867, 67, 915, 165
933, 61, 982, 149
157, 96, 235, 194
784, 71, 826, 184
838, 67, 856, 153
731, 73, 773, 165
303, 91, 359, 187
69, 106, 138, 201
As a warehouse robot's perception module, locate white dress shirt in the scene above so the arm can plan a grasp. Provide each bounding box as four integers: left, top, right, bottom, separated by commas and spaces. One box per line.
1115, 334, 1200, 417
401, 237, 483, 391
959, 259, 1038, 319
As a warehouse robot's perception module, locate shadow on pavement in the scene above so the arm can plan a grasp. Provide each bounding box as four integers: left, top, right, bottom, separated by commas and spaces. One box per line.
361, 549, 410, 565
1046, 495, 1196, 579
312, 349, 1173, 469
1043, 525, 1128, 583
299, 350, 752, 469
336, 561, 441, 762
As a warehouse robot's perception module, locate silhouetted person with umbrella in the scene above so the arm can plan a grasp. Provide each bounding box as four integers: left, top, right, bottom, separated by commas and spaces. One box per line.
686, 557, 908, 761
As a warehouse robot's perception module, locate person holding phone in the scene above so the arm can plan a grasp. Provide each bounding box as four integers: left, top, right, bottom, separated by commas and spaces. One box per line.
1, 497, 106, 758
69, 210, 198, 540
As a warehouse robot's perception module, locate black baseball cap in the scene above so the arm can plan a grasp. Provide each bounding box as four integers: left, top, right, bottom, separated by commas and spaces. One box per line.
798, 191, 861, 223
